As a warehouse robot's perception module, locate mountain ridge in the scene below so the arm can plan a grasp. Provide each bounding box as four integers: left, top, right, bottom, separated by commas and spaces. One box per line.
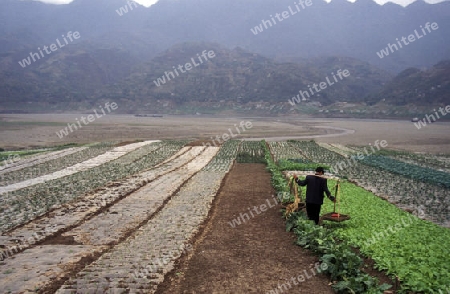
2, 0, 449, 73
0, 0, 449, 115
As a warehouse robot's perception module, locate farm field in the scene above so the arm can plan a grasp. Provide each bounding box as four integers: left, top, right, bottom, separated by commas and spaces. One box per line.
0, 117, 449, 293
264, 141, 450, 293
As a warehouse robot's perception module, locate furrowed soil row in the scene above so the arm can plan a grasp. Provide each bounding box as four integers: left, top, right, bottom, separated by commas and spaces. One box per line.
57, 148, 225, 294
0, 141, 186, 235
0, 141, 158, 195
0, 147, 219, 293
0, 147, 87, 174
0, 144, 116, 186
0, 145, 194, 260
62, 147, 208, 246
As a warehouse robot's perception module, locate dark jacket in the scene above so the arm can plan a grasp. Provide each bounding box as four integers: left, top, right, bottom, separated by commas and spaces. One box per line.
295, 175, 332, 205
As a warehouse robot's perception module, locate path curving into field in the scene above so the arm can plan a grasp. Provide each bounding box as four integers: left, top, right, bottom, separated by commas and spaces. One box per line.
244, 125, 355, 141
157, 163, 334, 294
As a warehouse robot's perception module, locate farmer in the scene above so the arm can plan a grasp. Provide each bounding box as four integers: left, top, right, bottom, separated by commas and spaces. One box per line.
293, 167, 335, 225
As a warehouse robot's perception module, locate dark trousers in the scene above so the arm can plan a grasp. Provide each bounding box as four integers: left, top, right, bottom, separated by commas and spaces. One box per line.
306, 203, 322, 225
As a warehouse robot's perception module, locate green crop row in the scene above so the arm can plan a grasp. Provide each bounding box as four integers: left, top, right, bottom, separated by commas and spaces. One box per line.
278, 159, 330, 172
262, 141, 290, 195
262, 140, 390, 293
287, 140, 449, 226
287, 212, 392, 294
1, 143, 115, 186
264, 140, 450, 293
203, 140, 241, 171
236, 141, 266, 163
321, 181, 450, 293
359, 155, 450, 188
0, 150, 47, 163
0, 143, 83, 163
0, 141, 186, 233
372, 149, 449, 171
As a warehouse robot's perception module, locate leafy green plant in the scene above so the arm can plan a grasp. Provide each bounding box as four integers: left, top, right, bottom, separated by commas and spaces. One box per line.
333, 275, 392, 294
278, 159, 330, 171
236, 141, 266, 163
263, 141, 391, 294
321, 180, 450, 293
359, 155, 450, 188
0, 141, 188, 233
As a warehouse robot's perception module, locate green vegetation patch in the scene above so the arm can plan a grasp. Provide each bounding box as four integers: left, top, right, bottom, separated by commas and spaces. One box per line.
278, 159, 330, 171
359, 155, 450, 188
322, 181, 450, 293
236, 141, 266, 163
264, 140, 450, 293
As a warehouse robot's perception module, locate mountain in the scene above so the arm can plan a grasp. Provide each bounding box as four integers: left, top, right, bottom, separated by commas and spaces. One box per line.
98, 43, 392, 111
370, 60, 450, 106
0, 42, 392, 113
2, 0, 450, 72
0, 0, 449, 114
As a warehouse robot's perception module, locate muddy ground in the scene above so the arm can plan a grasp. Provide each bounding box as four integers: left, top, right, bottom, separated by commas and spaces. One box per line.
1, 114, 449, 154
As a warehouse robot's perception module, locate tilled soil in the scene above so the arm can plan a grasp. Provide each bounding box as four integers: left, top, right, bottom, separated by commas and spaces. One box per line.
0, 146, 223, 293
157, 163, 334, 294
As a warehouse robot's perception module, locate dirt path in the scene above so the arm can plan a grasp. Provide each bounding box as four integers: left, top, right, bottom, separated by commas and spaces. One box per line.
244, 126, 356, 141
157, 163, 334, 294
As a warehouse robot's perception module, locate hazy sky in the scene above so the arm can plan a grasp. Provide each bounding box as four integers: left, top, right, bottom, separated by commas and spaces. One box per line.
24, 0, 450, 7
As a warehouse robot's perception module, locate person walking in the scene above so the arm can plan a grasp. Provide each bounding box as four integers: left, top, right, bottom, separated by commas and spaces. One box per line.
293, 167, 335, 225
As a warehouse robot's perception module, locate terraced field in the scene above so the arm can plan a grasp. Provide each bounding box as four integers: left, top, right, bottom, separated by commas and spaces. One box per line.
0, 140, 238, 293
0, 139, 448, 293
